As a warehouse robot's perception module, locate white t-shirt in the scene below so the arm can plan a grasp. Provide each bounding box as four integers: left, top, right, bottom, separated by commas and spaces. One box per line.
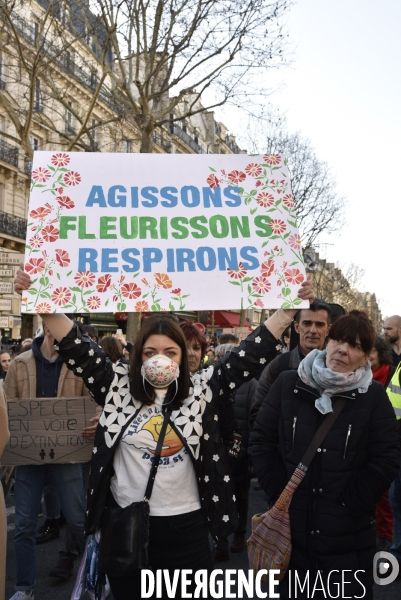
111, 390, 201, 516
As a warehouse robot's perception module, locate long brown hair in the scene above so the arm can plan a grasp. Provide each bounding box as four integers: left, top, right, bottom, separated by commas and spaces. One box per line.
130, 315, 190, 406
99, 336, 124, 364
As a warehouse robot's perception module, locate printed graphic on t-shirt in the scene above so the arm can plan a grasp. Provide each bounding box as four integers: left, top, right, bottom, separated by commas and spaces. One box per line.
122, 405, 185, 465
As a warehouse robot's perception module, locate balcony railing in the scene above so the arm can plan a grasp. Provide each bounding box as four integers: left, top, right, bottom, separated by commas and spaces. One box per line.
24, 157, 32, 176
0, 138, 18, 168
171, 125, 204, 154
0, 210, 27, 239
6, 9, 123, 116
153, 131, 171, 153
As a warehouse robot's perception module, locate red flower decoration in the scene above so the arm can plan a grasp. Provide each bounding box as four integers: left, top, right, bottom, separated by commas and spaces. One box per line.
113, 295, 118, 302
121, 283, 141, 299
51, 153, 70, 167
63, 171, 81, 186
51, 287, 72, 306
252, 277, 271, 294
55, 249, 70, 267
135, 300, 149, 311
206, 174, 220, 189
245, 163, 262, 177
74, 271, 95, 288
283, 194, 294, 208
256, 192, 274, 208
56, 195, 75, 209
171, 288, 181, 295
263, 154, 281, 165
154, 273, 172, 289
32, 167, 51, 183
29, 203, 52, 219
96, 274, 112, 293
86, 296, 101, 310
284, 269, 304, 285
254, 299, 264, 308
227, 170, 246, 184
255, 180, 263, 187
42, 224, 59, 242
25, 258, 46, 274
289, 234, 301, 250
29, 236, 43, 249
35, 302, 52, 314
227, 262, 247, 280
260, 260, 275, 278
270, 219, 286, 234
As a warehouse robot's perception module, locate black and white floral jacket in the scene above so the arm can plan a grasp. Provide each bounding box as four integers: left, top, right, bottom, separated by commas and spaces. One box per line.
56, 321, 280, 541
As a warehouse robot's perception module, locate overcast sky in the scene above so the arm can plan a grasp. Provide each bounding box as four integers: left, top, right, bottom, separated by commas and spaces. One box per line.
218, 0, 400, 318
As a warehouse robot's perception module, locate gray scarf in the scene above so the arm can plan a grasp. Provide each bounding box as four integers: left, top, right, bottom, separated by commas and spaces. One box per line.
298, 349, 372, 414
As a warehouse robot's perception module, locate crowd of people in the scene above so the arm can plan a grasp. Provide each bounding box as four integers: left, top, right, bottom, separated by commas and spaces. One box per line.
0, 266, 400, 600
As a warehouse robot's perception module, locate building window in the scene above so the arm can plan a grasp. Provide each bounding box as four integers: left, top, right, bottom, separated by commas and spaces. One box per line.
123, 140, 131, 153
29, 136, 39, 151
0, 183, 4, 212
59, 2, 70, 26
90, 71, 98, 89
34, 79, 42, 112
34, 22, 40, 46
0, 53, 5, 89
65, 102, 74, 134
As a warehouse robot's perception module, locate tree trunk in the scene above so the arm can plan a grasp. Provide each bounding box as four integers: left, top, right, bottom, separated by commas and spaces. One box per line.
125, 125, 155, 339
239, 309, 246, 327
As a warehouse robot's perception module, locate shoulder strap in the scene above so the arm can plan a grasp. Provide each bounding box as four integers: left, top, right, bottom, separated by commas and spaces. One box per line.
300, 398, 347, 470
144, 408, 172, 501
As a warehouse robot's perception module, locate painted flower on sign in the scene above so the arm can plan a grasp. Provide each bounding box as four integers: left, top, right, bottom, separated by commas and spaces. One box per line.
96, 274, 112, 293
35, 302, 52, 313
42, 224, 59, 242
260, 260, 275, 278
55, 249, 70, 267
245, 163, 262, 177
51, 287, 72, 306
288, 234, 301, 250
155, 273, 172, 289
56, 195, 75, 209
63, 171, 81, 186
86, 296, 101, 310
251, 277, 271, 294
121, 283, 141, 299
171, 288, 181, 295
25, 257, 46, 274
29, 204, 52, 219
254, 299, 264, 308
283, 194, 294, 208
263, 153, 281, 165
270, 219, 287, 234
227, 170, 246, 185
135, 300, 149, 311
206, 174, 220, 189
284, 269, 304, 285
74, 271, 95, 288
255, 180, 263, 187
256, 192, 274, 208
227, 262, 247, 280
51, 153, 70, 167
29, 236, 43, 249
32, 167, 51, 183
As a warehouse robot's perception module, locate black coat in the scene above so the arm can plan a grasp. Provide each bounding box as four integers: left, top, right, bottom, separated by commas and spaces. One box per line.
249, 371, 400, 593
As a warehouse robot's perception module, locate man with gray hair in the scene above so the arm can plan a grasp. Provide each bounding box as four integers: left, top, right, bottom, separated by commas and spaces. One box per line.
383, 315, 401, 366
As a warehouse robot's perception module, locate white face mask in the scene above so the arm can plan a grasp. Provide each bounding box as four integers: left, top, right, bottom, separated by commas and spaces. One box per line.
140, 354, 180, 389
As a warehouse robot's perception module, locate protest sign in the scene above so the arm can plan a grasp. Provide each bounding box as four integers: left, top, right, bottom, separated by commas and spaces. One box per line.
1, 396, 96, 465
23, 152, 308, 314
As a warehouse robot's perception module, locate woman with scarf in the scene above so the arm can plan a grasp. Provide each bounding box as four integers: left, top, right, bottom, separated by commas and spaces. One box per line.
13, 266, 314, 600
250, 311, 400, 600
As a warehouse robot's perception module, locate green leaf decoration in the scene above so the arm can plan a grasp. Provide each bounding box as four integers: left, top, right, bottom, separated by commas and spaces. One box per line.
247, 284, 252, 295
270, 235, 280, 239
105, 299, 109, 306
40, 292, 51, 299
25, 245, 32, 251
244, 197, 252, 205
66, 271, 72, 277
275, 199, 281, 206
57, 273, 61, 280
209, 167, 217, 172
70, 287, 82, 292
39, 277, 49, 286
282, 288, 291, 297
27, 288, 38, 294
250, 208, 257, 215
250, 189, 257, 196
239, 187, 244, 194
120, 303, 126, 311
283, 232, 290, 239
72, 294, 77, 304
288, 220, 297, 227
229, 281, 241, 286
242, 277, 253, 283
83, 289, 95, 295
181, 294, 190, 298
133, 272, 139, 278
169, 302, 175, 311
142, 293, 149, 299
293, 298, 303, 305
261, 241, 268, 248
289, 261, 298, 266
281, 301, 292, 309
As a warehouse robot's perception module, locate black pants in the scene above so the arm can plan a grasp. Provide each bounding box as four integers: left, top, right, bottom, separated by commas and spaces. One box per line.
108, 509, 212, 600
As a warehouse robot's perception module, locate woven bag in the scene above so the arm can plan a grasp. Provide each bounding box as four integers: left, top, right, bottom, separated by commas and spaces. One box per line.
247, 465, 306, 583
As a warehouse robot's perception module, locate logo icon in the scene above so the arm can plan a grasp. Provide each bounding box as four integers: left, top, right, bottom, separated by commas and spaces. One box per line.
373, 551, 399, 585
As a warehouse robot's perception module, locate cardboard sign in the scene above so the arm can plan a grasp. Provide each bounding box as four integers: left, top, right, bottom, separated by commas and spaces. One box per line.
23, 152, 308, 314
1, 396, 96, 465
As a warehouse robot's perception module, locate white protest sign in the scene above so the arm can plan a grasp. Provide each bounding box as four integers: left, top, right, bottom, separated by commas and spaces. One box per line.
23, 152, 308, 314
1, 396, 96, 465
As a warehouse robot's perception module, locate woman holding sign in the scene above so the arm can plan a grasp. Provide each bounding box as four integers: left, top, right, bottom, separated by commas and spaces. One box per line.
14, 267, 313, 600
